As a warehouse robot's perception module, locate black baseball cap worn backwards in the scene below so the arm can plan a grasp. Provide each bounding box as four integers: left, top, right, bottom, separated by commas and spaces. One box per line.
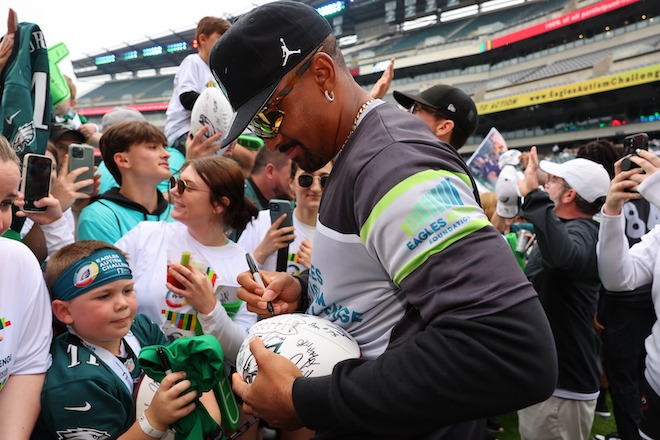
393, 84, 479, 137
210, 1, 332, 148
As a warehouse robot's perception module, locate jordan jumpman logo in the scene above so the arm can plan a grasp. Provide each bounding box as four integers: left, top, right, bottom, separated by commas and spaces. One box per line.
280, 38, 301, 67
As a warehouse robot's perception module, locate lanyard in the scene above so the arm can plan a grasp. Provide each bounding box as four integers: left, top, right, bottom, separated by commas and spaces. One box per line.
67, 326, 142, 393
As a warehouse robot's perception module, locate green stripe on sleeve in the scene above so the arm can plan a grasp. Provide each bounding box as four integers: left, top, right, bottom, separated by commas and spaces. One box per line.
393, 217, 491, 285
360, 169, 473, 242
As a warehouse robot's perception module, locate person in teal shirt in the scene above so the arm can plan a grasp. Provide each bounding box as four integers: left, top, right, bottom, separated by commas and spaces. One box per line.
77, 121, 175, 244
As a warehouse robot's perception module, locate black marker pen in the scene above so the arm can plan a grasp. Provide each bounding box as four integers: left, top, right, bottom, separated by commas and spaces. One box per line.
245, 253, 274, 315
157, 347, 173, 375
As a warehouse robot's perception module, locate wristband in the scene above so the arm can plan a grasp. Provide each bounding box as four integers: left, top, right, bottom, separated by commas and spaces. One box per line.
138, 411, 166, 438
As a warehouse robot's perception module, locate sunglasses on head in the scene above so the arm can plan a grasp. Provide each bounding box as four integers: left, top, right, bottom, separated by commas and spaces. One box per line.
298, 174, 328, 188
170, 177, 210, 195
248, 47, 323, 139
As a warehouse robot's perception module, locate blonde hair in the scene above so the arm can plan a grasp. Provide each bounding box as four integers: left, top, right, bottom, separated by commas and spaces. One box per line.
0, 136, 19, 165
480, 192, 509, 233
64, 75, 77, 100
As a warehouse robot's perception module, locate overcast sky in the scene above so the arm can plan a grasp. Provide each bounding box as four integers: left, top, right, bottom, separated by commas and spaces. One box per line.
11, 1, 275, 83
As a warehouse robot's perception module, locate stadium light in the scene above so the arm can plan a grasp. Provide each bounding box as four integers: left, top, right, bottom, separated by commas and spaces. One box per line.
480, 0, 525, 14
167, 42, 188, 53
122, 50, 138, 61
401, 14, 438, 31
95, 54, 116, 65
143, 46, 163, 57
440, 4, 478, 22
316, 0, 345, 17
338, 34, 358, 46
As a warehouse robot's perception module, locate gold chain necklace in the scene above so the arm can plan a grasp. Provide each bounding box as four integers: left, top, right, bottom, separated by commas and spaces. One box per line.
337, 99, 375, 157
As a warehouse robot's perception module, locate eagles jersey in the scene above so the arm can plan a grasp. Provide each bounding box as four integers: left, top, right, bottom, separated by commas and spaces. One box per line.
0, 22, 51, 158
31, 315, 167, 440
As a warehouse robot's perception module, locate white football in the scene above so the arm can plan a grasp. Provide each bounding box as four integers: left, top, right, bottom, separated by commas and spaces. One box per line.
190, 87, 235, 155
236, 314, 360, 383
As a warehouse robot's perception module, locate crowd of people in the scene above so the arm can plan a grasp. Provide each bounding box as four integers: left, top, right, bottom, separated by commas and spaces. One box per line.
1, 2, 660, 440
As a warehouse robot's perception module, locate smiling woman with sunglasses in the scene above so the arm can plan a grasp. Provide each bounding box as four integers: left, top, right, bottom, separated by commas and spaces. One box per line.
238, 161, 332, 276
115, 156, 259, 365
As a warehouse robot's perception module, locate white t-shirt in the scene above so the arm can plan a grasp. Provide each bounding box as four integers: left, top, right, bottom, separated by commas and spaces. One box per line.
597, 171, 660, 396
237, 209, 315, 275
164, 54, 218, 145
115, 221, 256, 364
0, 238, 52, 389
20, 209, 76, 260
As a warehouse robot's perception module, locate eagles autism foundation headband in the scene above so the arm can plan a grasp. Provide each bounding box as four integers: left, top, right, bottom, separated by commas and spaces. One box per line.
51, 249, 133, 301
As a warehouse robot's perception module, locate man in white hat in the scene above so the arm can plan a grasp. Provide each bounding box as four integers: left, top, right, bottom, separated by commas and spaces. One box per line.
517, 146, 611, 440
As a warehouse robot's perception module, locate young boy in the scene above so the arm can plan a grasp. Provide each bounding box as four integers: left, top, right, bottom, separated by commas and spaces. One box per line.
32, 240, 219, 439
77, 120, 175, 244
53, 75, 95, 134
164, 16, 231, 155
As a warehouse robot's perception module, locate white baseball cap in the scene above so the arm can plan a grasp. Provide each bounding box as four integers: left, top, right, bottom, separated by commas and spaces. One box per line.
539, 158, 610, 203
495, 165, 520, 218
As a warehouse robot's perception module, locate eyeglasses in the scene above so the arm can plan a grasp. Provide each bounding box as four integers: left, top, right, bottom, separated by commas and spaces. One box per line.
170, 178, 210, 195
298, 174, 328, 188
409, 102, 448, 120
248, 47, 322, 139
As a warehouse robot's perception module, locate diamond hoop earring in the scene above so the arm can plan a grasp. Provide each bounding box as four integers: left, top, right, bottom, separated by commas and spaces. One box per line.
324, 90, 335, 102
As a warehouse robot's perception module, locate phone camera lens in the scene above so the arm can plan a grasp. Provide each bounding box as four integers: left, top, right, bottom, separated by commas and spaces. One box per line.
72, 147, 83, 158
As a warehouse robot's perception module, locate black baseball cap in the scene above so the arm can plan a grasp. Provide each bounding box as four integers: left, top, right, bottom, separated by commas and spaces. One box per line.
210, 1, 332, 148
50, 125, 86, 144
393, 84, 479, 137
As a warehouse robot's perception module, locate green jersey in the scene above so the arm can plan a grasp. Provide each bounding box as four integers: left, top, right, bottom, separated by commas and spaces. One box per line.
0, 22, 51, 158
31, 315, 167, 439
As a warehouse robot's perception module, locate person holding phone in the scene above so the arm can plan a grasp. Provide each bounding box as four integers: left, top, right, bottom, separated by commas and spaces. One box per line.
0, 135, 53, 440
597, 148, 660, 440
577, 139, 657, 440
19, 143, 97, 262
13, 149, 82, 262
238, 161, 332, 275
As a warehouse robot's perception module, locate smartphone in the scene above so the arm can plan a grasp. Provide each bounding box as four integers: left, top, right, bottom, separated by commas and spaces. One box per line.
20, 153, 53, 212
270, 199, 295, 271
68, 143, 95, 194
621, 133, 649, 171
269, 199, 295, 230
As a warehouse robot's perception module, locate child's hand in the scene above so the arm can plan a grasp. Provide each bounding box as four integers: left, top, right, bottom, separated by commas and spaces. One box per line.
0, 9, 17, 73
79, 123, 98, 139
145, 371, 197, 430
